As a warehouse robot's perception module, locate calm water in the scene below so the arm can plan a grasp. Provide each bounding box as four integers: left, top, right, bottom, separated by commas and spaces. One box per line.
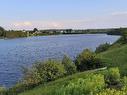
0, 34, 120, 87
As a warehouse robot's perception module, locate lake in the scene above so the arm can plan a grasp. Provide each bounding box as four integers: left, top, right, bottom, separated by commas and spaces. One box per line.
0, 34, 120, 87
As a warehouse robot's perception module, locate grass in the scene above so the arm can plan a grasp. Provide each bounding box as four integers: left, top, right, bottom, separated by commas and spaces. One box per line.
18, 68, 105, 95
100, 44, 127, 76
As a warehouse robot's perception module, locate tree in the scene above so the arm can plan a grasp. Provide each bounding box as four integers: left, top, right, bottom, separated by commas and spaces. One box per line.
75, 49, 103, 71
33, 28, 38, 32
62, 55, 77, 75
0, 26, 5, 37
23, 60, 65, 86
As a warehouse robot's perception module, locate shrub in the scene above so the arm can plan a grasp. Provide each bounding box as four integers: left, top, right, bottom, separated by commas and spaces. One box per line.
95, 43, 111, 53
121, 76, 127, 88
0, 26, 5, 37
5, 31, 27, 38
0, 87, 6, 95
35, 60, 65, 82
105, 68, 120, 86
23, 60, 65, 86
22, 66, 42, 86
96, 89, 126, 95
62, 55, 77, 75
6, 83, 29, 95
75, 49, 103, 71
53, 74, 105, 95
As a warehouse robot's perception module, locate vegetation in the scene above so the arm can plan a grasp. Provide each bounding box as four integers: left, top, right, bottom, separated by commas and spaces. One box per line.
97, 88, 127, 95
75, 49, 104, 71
23, 60, 65, 86
95, 43, 111, 53
100, 44, 127, 76
62, 55, 77, 75
5, 31, 27, 38
18, 68, 127, 95
0, 26, 126, 39
53, 74, 105, 95
0, 26, 5, 37
104, 68, 121, 88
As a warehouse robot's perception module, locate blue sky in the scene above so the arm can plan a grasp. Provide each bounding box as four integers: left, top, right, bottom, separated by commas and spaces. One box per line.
1, 0, 127, 30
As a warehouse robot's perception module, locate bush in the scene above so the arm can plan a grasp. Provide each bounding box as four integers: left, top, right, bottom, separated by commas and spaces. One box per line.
22, 66, 42, 86
53, 74, 105, 95
23, 60, 65, 86
75, 49, 104, 71
5, 31, 27, 38
0, 87, 6, 95
0, 26, 5, 37
97, 89, 126, 95
62, 55, 77, 75
6, 83, 29, 95
95, 43, 111, 53
105, 68, 120, 86
121, 76, 127, 88
35, 60, 65, 82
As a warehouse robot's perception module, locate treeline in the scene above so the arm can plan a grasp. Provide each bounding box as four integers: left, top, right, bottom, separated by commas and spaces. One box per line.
107, 28, 127, 36
0, 27, 27, 38
1, 26, 127, 39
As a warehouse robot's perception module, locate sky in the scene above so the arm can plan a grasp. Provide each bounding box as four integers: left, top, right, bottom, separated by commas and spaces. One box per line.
1, 0, 127, 30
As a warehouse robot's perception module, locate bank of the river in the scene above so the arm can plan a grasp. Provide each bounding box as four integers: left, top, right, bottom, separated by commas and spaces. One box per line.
0, 34, 120, 88
18, 34, 127, 95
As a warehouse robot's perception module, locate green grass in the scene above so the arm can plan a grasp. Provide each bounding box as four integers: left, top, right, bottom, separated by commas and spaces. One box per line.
100, 44, 127, 76
18, 69, 105, 95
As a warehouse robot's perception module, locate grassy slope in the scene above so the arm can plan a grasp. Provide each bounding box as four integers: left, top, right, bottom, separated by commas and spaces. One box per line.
18, 69, 104, 95
19, 43, 127, 95
100, 44, 127, 76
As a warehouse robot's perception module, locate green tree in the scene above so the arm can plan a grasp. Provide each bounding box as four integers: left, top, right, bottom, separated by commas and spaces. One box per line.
105, 68, 120, 86
62, 55, 77, 75
23, 60, 65, 86
0, 26, 5, 37
75, 49, 103, 71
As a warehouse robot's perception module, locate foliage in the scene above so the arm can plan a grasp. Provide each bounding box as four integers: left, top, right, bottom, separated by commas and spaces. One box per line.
0, 87, 6, 95
22, 66, 42, 86
75, 49, 104, 71
97, 88, 126, 95
6, 83, 30, 95
0, 26, 5, 37
53, 74, 105, 95
18, 69, 102, 95
119, 31, 127, 44
62, 55, 77, 75
5, 31, 27, 38
35, 60, 65, 82
107, 28, 122, 35
18, 67, 127, 95
95, 43, 111, 53
104, 68, 120, 86
23, 60, 65, 86
121, 76, 127, 87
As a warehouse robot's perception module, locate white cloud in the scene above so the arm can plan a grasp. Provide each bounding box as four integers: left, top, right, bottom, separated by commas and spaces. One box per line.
13, 21, 32, 27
